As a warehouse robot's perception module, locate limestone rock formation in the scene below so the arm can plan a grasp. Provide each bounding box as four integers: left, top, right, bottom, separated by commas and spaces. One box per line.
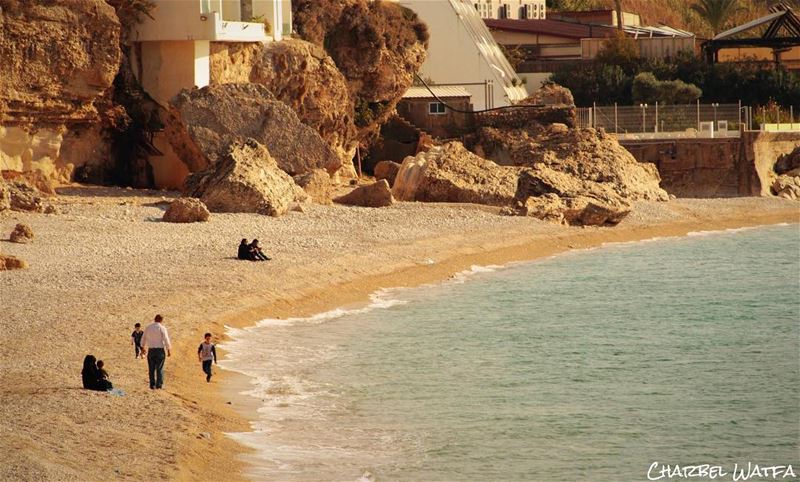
772, 169, 800, 200
2, 170, 56, 196
523, 83, 575, 106
162, 198, 210, 223
774, 146, 800, 175
251, 39, 357, 166
292, 0, 428, 142
0, 180, 45, 213
294, 169, 333, 205
184, 139, 299, 217
10, 223, 34, 244
0, 0, 121, 124
168, 84, 342, 177
393, 142, 519, 206
468, 124, 668, 202
0, 0, 121, 187
0, 254, 28, 270
374, 161, 401, 187
334, 179, 394, 207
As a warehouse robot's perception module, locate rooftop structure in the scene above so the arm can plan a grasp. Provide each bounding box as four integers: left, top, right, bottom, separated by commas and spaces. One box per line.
399, 0, 528, 110
549, 9, 640, 27
472, 0, 546, 20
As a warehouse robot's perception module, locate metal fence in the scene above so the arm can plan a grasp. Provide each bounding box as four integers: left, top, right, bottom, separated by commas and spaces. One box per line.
576, 102, 746, 139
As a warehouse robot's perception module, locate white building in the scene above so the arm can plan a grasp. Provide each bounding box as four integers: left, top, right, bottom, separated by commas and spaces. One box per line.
399, 0, 528, 110
129, 0, 292, 189
131, 0, 291, 106
474, 0, 546, 20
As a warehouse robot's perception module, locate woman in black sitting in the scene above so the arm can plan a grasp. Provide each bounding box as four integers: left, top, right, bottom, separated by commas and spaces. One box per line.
81, 355, 112, 391
237, 239, 250, 260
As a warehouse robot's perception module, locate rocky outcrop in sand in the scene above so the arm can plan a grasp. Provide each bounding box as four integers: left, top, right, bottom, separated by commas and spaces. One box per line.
0, 254, 28, 270
334, 180, 394, 207
393, 142, 519, 206
184, 139, 299, 217
10, 223, 34, 244
168, 84, 341, 177
0, 179, 45, 213
771, 147, 800, 200
374, 161, 402, 187
469, 124, 668, 201
162, 198, 210, 223
294, 169, 333, 205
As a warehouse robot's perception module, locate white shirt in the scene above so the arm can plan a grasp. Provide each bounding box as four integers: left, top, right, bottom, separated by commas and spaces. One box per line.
141, 322, 172, 350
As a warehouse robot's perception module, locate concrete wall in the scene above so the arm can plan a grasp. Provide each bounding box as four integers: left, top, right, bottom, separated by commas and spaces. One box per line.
138, 41, 198, 106
621, 132, 800, 198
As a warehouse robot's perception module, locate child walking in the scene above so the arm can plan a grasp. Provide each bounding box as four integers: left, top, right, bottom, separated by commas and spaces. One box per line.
131, 323, 144, 358
197, 333, 217, 382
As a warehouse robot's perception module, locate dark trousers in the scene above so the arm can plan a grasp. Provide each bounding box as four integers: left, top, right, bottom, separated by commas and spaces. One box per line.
147, 348, 166, 388
202, 360, 213, 381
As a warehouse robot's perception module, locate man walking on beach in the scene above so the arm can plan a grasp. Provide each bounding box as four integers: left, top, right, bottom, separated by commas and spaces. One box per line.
141, 314, 172, 390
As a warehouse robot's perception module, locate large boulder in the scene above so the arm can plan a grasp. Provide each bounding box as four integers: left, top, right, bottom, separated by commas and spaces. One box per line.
162, 198, 211, 223
10, 223, 34, 244
1, 170, 56, 196
774, 146, 800, 175
184, 139, 300, 217
251, 39, 358, 166
374, 160, 401, 187
294, 169, 333, 205
772, 169, 800, 200
468, 124, 668, 202
392, 142, 519, 206
1, 181, 45, 213
334, 179, 394, 207
167, 83, 342, 176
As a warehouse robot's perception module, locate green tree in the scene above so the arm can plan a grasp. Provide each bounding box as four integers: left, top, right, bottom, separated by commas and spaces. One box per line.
690, 0, 743, 36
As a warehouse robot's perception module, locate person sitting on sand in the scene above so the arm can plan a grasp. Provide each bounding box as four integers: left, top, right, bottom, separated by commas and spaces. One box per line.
249, 239, 271, 261
81, 355, 112, 391
237, 239, 250, 260
97, 360, 109, 381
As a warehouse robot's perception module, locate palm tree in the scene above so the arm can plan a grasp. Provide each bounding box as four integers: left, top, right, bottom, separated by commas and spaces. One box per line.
614, 0, 623, 29
690, 0, 743, 37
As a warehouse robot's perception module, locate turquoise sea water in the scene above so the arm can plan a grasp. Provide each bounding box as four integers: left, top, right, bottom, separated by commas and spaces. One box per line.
222, 224, 800, 481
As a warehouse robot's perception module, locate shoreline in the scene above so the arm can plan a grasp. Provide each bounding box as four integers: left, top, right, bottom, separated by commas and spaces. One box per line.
214, 211, 799, 480
1, 190, 797, 481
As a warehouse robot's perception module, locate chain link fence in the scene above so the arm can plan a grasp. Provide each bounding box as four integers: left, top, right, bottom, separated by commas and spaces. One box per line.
576, 103, 746, 139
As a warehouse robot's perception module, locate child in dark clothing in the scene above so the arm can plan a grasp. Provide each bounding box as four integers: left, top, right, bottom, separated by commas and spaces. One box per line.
131, 323, 144, 358
197, 333, 217, 382
97, 360, 109, 380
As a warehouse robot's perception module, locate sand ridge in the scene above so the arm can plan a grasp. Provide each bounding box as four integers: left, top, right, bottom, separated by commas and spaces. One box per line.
0, 186, 797, 481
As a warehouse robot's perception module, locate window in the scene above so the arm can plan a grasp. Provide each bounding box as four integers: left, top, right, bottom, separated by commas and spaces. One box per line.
429, 102, 447, 115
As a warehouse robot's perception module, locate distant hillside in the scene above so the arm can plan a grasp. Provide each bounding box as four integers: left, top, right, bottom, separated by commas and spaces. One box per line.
548, 0, 799, 38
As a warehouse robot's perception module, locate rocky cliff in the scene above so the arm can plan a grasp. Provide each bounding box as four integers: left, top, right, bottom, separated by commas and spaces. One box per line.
0, 0, 121, 180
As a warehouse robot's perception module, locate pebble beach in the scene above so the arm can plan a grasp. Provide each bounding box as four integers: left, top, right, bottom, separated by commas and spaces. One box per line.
0, 186, 797, 481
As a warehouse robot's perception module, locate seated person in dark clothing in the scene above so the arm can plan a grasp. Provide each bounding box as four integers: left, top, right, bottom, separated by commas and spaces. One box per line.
249, 239, 271, 261
97, 360, 109, 380
238, 239, 250, 260
81, 354, 112, 391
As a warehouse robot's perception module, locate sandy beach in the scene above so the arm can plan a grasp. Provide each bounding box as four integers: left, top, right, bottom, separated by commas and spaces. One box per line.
1, 186, 797, 481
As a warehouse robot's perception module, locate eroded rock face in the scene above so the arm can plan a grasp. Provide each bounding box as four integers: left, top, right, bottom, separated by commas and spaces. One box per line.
184, 139, 299, 217
162, 198, 210, 223
468, 124, 668, 202
251, 40, 357, 166
294, 169, 333, 205
523, 83, 575, 106
292, 0, 428, 143
1, 180, 45, 213
0, 0, 121, 124
10, 223, 34, 244
2, 170, 56, 196
393, 142, 519, 206
772, 169, 800, 200
334, 179, 394, 207
168, 84, 342, 177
